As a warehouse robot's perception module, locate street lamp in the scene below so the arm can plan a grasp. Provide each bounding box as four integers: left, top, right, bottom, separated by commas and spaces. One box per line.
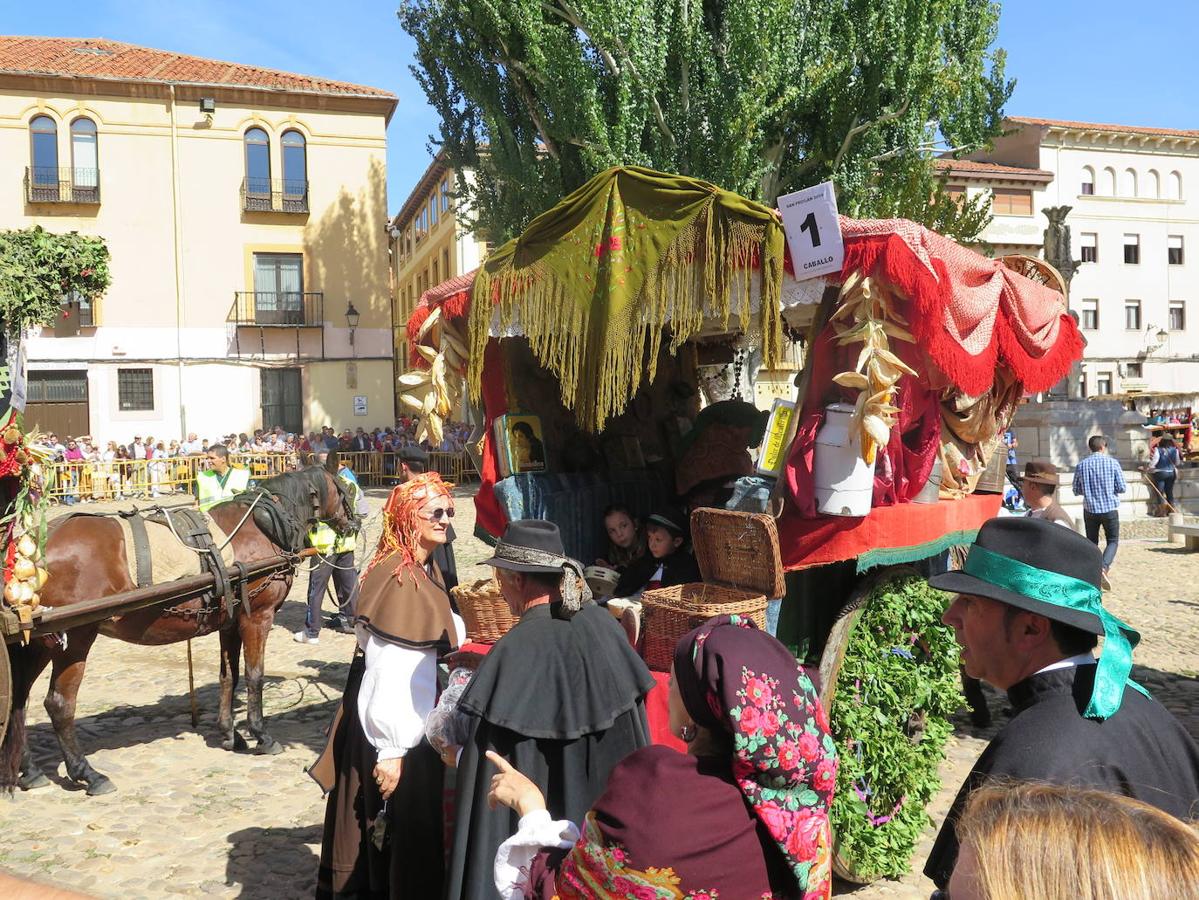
346, 302, 360, 347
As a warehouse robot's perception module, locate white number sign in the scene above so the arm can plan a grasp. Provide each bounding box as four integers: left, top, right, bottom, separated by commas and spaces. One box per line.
777, 181, 844, 280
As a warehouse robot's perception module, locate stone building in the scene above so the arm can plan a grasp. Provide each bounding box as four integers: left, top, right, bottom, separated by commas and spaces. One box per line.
940, 116, 1199, 398
0, 36, 396, 439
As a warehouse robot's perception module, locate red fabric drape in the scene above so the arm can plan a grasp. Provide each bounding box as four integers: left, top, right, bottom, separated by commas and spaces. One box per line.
472, 339, 509, 541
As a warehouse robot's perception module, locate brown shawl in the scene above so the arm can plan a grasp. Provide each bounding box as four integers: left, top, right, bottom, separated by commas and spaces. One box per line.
355, 552, 460, 652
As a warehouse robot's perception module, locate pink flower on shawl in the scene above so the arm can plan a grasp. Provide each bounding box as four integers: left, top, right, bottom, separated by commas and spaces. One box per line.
631, 886, 658, 900
744, 675, 773, 708
756, 800, 796, 836
813, 757, 837, 796
738, 705, 763, 733
760, 710, 781, 736
611, 876, 635, 895
785, 807, 828, 863
775, 740, 803, 772
810, 697, 831, 733
797, 731, 822, 763
733, 755, 756, 780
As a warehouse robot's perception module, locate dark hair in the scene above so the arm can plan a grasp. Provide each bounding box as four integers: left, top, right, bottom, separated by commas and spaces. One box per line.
1160, 436, 1176, 448
1089, 435, 1108, 452
603, 504, 635, 521
1050, 620, 1100, 655
404, 459, 427, 474
208, 445, 229, 460
523, 571, 563, 593
1041, 484, 1057, 497
511, 422, 535, 438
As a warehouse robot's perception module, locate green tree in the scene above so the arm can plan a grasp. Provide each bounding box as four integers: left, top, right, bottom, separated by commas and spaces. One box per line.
398, 0, 1012, 244
0, 226, 111, 335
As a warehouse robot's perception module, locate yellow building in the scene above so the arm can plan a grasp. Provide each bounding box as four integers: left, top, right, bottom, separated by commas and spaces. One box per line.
0, 36, 396, 440
388, 153, 487, 388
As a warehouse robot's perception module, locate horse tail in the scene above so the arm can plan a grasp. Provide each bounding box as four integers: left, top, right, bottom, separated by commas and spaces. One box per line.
0, 641, 36, 791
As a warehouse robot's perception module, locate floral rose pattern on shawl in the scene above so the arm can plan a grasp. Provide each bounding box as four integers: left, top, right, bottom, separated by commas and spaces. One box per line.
680, 615, 837, 900
555, 814, 778, 900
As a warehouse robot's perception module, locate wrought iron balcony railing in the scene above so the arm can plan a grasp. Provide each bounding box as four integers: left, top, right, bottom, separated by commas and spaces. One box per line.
229, 291, 324, 327
241, 178, 309, 213
25, 167, 101, 204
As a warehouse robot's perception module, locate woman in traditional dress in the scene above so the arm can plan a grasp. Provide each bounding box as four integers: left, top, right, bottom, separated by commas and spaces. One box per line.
311, 472, 464, 899
488, 615, 837, 899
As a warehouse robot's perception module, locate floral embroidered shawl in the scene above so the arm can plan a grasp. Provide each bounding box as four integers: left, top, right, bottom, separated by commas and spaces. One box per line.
673, 615, 837, 899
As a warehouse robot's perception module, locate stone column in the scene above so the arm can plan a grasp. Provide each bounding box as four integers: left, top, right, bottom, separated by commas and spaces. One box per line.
1042, 206, 1083, 399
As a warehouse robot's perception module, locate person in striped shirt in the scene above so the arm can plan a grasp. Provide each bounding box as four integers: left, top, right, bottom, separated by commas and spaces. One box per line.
1072, 435, 1126, 590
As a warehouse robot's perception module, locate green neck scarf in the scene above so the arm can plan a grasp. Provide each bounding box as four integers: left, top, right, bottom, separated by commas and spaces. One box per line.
962, 545, 1147, 720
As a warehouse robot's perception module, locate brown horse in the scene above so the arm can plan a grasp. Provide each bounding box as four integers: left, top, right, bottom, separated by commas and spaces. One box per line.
0, 461, 354, 796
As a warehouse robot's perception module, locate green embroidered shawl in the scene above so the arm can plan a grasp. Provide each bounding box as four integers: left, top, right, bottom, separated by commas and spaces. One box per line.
468, 166, 784, 432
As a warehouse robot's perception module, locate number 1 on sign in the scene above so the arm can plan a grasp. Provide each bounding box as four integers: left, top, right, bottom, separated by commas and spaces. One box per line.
800, 212, 821, 248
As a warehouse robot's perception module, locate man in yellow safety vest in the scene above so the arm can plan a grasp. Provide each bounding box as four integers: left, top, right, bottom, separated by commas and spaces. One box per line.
294, 454, 365, 643
195, 445, 251, 512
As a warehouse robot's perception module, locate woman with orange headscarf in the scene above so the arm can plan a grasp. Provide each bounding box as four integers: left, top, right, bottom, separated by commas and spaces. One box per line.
311, 472, 463, 899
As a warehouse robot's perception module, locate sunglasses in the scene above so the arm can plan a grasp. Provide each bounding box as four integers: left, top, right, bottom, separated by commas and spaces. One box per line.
423, 507, 455, 522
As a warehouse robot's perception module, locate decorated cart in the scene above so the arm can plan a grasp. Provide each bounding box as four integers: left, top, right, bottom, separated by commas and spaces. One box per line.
399, 166, 1081, 881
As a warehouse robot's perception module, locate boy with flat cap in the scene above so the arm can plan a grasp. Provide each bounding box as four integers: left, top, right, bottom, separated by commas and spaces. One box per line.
445, 520, 654, 900
924, 517, 1199, 889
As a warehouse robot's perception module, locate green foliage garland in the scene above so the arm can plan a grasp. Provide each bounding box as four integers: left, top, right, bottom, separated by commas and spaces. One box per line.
828, 571, 962, 880
0, 226, 111, 336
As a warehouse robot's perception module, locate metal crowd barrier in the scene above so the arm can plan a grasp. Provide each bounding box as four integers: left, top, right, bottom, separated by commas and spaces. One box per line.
43, 450, 478, 503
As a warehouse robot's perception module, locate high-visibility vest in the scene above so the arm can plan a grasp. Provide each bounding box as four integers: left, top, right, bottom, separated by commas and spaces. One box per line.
196, 467, 251, 512
308, 469, 360, 555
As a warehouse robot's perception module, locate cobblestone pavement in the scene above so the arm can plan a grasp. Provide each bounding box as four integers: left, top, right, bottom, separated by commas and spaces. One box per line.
1, 490, 1196, 899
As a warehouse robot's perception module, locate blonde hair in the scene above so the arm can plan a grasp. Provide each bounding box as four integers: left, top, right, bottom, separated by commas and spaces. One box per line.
957, 782, 1199, 899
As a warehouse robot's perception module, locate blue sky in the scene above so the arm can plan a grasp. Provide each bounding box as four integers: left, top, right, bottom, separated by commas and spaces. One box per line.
8, 0, 1199, 213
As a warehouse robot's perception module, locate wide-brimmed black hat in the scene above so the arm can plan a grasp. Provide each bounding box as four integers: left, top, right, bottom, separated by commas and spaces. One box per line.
399, 445, 429, 466
930, 517, 1105, 634
646, 506, 688, 538
482, 520, 568, 573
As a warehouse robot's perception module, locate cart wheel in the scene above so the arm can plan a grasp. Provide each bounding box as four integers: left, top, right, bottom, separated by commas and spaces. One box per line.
0, 638, 10, 747
819, 565, 961, 884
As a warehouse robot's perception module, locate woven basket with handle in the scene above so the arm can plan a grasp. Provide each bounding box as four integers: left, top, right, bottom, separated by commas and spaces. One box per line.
640, 509, 785, 672
452, 575, 518, 643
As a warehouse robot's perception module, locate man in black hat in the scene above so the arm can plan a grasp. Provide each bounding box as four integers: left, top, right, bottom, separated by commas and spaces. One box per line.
924, 517, 1199, 889
399, 445, 458, 591
445, 520, 655, 900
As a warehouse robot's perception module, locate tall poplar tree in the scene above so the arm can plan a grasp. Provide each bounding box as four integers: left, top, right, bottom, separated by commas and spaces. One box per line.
398, 0, 1011, 243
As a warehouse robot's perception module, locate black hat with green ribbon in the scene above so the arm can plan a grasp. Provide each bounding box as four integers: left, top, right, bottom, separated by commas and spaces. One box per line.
930, 517, 1143, 721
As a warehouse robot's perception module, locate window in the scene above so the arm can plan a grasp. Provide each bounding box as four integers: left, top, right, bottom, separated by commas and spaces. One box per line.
118, 368, 154, 411
991, 188, 1033, 216
1168, 171, 1183, 200
430, 194, 439, 227
1169, 235, 1184, 265
1081, 298, 1099, 330
441, 177, 450, 212
70, 117, 98, 195
1080, 166, 1094, 195
443, 248, 450, 280
1126, 362, 1143, 378
946, 184, 966, 206
1120, 168, 1137, 197
1147, 169, 1161, 198
1102, 167, 1116, 195
29, 114, 58, 193
1096, 372, 1113, 396
405, 227, 413, 257
432, 258, 439, 285
244, 127, 271, 197
281, 130, 307, 205
1124, 300, 1142, 331
261, 368, 302, 435
1123, 234, 1140, 265
1170, 302, 1186, 331
1080, 232, 1098, 263
253, 252, 304, 325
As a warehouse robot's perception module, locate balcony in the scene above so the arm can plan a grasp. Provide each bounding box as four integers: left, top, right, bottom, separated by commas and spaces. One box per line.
25, 167, 100, 204
229, 291, 324, 328
241, 178, 309, 214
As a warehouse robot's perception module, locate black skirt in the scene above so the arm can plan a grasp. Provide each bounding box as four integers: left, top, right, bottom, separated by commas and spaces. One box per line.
316, 651, 446, 899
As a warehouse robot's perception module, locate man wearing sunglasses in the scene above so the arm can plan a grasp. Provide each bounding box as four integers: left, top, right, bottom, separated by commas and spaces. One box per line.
400, 445, 458, 592
923, 517, 1199, 891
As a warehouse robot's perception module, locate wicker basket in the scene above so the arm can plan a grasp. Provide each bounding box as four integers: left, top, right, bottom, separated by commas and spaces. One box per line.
452, 575, 518, 643
640, 509, 784, 672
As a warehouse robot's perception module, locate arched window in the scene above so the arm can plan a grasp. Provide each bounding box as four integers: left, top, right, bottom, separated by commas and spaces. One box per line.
29, 115, 58, 193
244, 127, 271, 200
70, 117, 98, 197
1101, 166, 1116, 195
1146, 169, 1161, 199
281, 130, 306, 209
1080, 165, 1095, 195
1120, 167, 1137, 197
1168, 170, 1183, 200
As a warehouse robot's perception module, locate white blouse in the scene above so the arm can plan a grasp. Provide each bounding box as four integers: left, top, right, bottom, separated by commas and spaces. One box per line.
493, 809, 579, 899
356, 613, 465, 761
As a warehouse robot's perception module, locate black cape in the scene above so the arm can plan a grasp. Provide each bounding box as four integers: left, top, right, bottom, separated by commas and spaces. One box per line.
613, 549, 701, 598
926, 664, 1199, 888
446, 601, 656, 900
432, 523, 459, 595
